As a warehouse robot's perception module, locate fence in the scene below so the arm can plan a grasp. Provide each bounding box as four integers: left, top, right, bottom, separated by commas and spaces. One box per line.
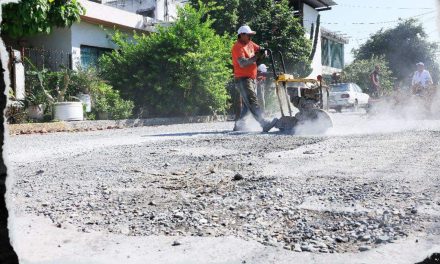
7, 47, 73, 100
20, 47, 72, 72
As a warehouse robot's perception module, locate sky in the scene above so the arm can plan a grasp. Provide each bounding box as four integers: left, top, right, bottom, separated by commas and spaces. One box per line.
320, 0, 440, 64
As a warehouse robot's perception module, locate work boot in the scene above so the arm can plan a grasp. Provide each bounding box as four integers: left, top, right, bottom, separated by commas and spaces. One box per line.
233, 122, 244, 131
262, 118, 278, 132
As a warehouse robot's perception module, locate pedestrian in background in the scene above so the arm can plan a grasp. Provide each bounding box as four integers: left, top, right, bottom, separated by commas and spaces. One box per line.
256, 63, 268, 111
369, 65, 381, 98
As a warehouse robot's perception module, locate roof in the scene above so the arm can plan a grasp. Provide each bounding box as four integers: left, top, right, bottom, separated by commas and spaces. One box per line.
303, 0, 337, 9
79, 0, 151, 32
321, 28, 349, 44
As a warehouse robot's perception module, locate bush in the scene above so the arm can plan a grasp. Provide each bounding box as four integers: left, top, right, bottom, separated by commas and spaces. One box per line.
90, 82, 134, 120
24, 62, 134, 120
341, 56, 394, 94
69, 66, 101, 94
25, 66, 79, 105
5, 102, 27, 124
99, 4, 233, 117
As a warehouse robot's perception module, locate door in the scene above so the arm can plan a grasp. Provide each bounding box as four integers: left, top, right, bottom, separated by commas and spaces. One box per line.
354, 84, 368, 105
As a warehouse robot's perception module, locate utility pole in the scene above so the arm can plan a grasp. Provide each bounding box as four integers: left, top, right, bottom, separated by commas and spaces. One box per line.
165, 0, 168, 22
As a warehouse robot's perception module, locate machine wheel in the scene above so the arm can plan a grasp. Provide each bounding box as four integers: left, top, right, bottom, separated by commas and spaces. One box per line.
294, 109, 333, 134
365, 103, 372, 114
274, 116, 297, 133
351, 100, 359, 112
335, 106, 342, 113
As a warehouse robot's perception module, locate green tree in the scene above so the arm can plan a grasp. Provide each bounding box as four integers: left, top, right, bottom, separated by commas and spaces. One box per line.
189, 0, 312, 76
354, 19, 439, 85
189, 0, 239, 36
1, 0, 85, 39
99, 4, 233, 117
341, 56, 394, 95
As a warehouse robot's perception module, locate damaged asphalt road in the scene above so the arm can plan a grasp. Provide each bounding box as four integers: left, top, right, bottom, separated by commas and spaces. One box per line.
6, 113, 440, 263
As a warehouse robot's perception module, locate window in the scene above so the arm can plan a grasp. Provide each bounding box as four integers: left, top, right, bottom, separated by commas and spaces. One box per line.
137, 8, 155, 18
330, 83, 350, 92
354, 84, 363, 93
321, 37, 344, 69
80, 45, 113, 69
350, 84, 357, 93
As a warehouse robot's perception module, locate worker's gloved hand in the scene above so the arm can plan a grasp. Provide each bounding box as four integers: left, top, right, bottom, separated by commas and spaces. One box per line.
256, 48, 267, 64
256, 48, 267, 59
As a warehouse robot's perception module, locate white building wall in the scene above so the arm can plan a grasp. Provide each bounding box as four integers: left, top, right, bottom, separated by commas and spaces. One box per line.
303, 4, 318, 35
70, 22, 120, 69
102, 0, 181, 21
25, 27, 72, 53
103, 0, 156, 16
79, 0, 146, 30
165, 0, 180, 21
151, 0, 180, 22
303, 4, 322, 78
155, 0, 166, 21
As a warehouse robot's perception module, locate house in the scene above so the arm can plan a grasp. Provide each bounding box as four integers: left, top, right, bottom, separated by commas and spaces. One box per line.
290, 0, 348, 78
98, 0, 179, 22
14, 0, 182, 71
320, 28, 349, 75
14, 0, 346, 77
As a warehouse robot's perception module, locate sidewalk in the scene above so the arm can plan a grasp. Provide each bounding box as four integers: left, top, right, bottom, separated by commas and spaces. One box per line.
7, 115, 232, 136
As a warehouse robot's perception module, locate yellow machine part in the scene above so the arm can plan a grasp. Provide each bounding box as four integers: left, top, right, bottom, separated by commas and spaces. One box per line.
275, 74, 319, 86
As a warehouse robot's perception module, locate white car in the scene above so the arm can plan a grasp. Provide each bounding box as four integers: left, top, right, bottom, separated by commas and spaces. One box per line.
329, 83, 370, 112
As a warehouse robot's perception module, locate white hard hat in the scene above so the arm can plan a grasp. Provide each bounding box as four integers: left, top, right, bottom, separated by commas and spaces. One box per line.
416, 62, 424, 66
237, 25, 256, 35
257, 64, 267, 73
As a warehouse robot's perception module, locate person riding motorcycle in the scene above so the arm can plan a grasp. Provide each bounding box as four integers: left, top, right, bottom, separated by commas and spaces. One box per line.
411, 62, 435, 114
411, 62, 433, 95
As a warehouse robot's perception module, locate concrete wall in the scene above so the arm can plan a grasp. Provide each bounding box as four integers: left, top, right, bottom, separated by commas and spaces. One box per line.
79, 0, 146, 30
25, 27, 72, 53
22, 27, 73, 70
12, 51, 25, 100
303, 4, 322, 78
103, 0, 156, 15
102, 0, 181, 21
303, 4, 318, 35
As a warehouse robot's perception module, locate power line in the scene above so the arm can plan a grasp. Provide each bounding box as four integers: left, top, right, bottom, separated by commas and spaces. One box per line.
334, 4, 435, 10
319, 10, 436, 26
321, 21, 438, 43
427, 28, 440, 35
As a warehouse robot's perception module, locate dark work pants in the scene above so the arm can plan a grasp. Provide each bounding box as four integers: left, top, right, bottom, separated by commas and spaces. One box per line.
235, 77, 266, 127
256, 80, 266, 111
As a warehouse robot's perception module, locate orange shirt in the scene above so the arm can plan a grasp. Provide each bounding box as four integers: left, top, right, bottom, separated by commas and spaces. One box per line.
231, 40, 260, 79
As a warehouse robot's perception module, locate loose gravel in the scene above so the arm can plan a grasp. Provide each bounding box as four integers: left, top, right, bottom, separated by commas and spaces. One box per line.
7, 116, 440, 254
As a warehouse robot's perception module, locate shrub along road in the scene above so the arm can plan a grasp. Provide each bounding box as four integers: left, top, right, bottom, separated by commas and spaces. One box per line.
6, 112, 440, 263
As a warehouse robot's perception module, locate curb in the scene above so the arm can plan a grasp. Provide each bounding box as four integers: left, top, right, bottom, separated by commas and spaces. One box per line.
8, 115, 233, 136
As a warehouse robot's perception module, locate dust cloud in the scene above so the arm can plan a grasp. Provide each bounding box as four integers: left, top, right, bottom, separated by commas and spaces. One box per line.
326, 90, 440, 136
437, 0, 440, 38
235, 89, 440, 136
233, 112, 266, 132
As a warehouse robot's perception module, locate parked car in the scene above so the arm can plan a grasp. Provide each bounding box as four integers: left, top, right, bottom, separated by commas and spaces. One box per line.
329, 83, 370, 112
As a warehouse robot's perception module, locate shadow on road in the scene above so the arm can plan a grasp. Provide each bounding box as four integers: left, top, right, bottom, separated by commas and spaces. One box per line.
145, 130, 272, 137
